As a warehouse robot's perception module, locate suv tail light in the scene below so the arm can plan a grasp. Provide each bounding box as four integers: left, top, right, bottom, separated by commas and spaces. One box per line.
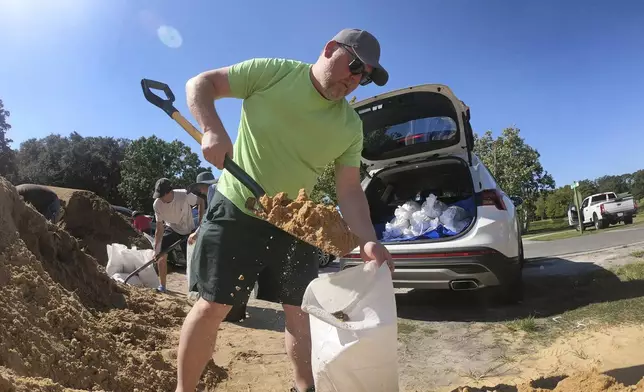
477, 189, 507, 210
600, 203, 605, 215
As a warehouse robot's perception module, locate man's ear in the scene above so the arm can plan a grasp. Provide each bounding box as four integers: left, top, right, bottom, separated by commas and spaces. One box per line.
323, 40, 340, 58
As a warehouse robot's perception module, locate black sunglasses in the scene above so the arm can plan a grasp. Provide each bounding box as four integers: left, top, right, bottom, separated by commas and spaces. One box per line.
339, 44, 373, 86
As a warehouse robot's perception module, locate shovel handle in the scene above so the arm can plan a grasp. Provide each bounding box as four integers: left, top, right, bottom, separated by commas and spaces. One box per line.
140, 78, 267, 206
141, 79, 177, 117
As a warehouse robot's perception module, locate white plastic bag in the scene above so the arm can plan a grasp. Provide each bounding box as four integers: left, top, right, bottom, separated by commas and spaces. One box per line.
383, 216, 409, 240
105, 243, 159, 288
302, 261, 399, 392
410, 210, 439, 236
421, 194, 447, 219
185, 241, 200, 299
393, 201, 421, 220
439, 206, 471, 233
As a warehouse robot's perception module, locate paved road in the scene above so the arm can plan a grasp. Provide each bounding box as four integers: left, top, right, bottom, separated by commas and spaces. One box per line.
524, 225, 644, 259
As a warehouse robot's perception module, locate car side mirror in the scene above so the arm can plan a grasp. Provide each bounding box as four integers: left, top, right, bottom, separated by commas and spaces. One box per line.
510, 196, 523, 206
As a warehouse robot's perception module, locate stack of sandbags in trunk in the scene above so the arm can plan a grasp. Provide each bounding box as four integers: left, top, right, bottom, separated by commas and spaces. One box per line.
382, 194, 472, 241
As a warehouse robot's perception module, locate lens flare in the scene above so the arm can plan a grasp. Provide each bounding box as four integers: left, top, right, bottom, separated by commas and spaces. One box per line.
157, 25, 182, 48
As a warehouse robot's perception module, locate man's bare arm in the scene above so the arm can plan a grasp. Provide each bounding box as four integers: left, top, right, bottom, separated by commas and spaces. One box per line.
335, 164, 378, 245
185, 67, 233, 135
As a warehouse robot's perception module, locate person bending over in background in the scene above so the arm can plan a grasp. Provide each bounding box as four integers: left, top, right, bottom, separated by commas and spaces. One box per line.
152, 177, 203, 293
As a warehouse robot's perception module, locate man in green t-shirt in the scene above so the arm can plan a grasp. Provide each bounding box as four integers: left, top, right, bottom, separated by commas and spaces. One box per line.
177, 28, 392, 392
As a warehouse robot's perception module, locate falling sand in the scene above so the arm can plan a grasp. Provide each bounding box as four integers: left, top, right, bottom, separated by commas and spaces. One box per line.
249, 189, 361, 257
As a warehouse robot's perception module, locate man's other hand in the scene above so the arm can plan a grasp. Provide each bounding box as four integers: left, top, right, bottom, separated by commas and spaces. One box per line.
360, 241, 394, 273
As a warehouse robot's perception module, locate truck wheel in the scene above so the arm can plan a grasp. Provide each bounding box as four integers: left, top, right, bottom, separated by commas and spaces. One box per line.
594, 215, 601, 230
624, 216, 633, 225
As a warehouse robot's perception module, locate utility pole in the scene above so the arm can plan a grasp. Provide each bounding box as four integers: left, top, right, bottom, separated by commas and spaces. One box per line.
571, 181, 583, 232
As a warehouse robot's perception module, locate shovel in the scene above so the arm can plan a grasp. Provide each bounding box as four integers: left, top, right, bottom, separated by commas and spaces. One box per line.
123, 236, 186, 285
140, 79, 266, 212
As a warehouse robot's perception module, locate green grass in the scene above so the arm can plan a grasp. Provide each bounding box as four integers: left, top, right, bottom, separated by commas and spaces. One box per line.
505, 315, 540, 333
632, 250, 644, 259
530, 215, 643, 241
508, 261, 644, 340
525, 218, 570, 236
398, 321, 418, 335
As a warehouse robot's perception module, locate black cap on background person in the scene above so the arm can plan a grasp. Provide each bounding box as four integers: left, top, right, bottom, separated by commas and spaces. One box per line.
153, 178, 173, 199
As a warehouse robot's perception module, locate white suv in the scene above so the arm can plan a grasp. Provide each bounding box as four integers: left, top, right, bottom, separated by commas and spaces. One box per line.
339, 84, 525, 304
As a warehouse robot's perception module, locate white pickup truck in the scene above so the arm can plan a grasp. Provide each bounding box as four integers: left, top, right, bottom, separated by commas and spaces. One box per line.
569, 192, 638, 230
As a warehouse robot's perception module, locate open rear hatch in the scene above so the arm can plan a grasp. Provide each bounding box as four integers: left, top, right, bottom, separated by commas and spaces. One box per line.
353, 84, 475, 172
352, 85, 477, 244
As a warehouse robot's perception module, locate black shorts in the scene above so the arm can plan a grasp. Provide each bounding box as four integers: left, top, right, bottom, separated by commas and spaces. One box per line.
161, 226, 190, 255
189, 191, 318, 307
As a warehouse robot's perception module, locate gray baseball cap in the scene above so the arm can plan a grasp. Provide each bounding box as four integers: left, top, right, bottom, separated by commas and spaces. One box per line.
332, 28, 388, 86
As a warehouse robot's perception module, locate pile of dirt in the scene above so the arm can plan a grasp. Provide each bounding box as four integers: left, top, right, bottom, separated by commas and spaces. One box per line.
251, 189, 361, 257
50, 186, 151, 265
0, 178, 223, 391
452, 370, 644, 392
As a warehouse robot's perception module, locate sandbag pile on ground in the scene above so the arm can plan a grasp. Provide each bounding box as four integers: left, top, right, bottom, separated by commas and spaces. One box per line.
452, 370, 644, 392
50, 186, 152, 265
0, 178, 223, 391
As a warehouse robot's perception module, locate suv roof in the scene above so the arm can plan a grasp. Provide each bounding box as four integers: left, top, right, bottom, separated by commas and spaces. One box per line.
352, 84, 474, 171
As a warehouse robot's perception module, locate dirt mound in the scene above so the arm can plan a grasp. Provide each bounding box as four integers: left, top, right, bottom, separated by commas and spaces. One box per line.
50, 186, 152, 265
252, 189, 361, 257
452, 370, 644, 392
0, 178, 224, 391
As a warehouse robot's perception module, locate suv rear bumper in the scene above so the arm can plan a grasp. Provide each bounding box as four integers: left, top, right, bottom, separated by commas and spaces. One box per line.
339, 248, 521, 290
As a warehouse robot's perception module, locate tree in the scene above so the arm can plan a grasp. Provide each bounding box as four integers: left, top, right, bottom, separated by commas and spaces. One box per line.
118, 136, 211, 212
473, 127, 555, 232
631, 170, 644, 201
545, 185, 572, 219
576, 179, 599, 200
534, 194, 548, 220
595, 175, 629, 194
0, 99, 17, 182
16, 132, 130, 204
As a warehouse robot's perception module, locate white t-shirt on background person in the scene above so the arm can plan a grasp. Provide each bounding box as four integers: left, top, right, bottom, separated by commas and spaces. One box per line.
153, 189, 198, 235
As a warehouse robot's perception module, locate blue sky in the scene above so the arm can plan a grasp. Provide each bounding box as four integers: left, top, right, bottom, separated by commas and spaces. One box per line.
1, 0, 642, 187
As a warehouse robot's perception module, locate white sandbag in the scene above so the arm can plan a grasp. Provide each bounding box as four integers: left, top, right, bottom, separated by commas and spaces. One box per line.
421, 194, 447, 219
410, 210, 439, 236
302, 261, 399, 392
185, 241, 200, 299
383, 216, 409, 240
105, 243, 159, 288
439, 205, 470, 233
393, 201, 421, 220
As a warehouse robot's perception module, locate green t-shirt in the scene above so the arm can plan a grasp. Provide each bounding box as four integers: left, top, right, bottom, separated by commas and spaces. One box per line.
216, 58, 364, 216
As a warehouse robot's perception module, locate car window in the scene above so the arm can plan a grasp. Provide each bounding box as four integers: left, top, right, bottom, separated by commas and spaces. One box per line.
363, 116, 458, 161
582, 198, 589, 208
591, 195, 606, 204
607, 193, 616, 200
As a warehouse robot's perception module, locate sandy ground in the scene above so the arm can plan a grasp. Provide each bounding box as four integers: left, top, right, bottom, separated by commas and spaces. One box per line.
163, 243, 644, 391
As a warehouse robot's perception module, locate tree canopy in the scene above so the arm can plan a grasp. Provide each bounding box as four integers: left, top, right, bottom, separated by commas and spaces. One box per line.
473, 127, 555, 231
118, 135, 211, 213
0, 100, 17, 182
